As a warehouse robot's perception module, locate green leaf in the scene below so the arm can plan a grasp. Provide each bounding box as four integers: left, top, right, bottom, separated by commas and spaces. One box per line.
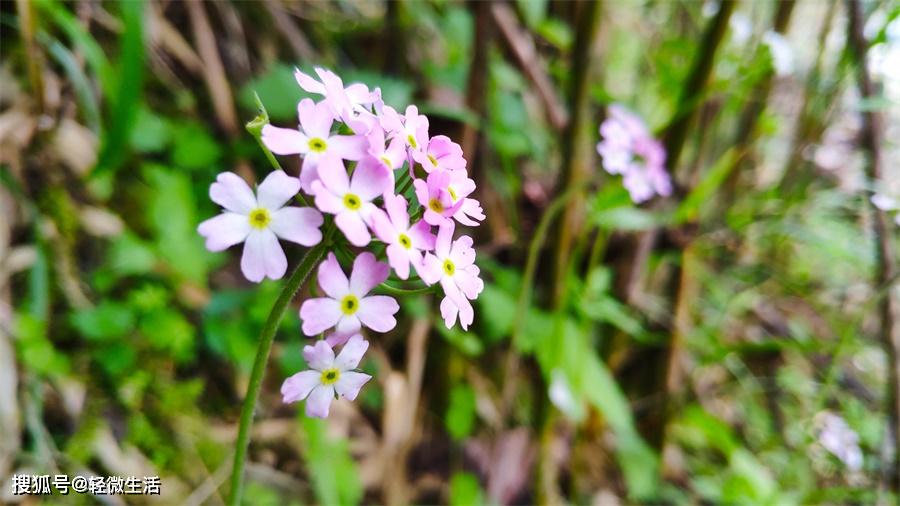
674, 148, 737, 224
171, 122, 223, 170
142, 164, 212, 283
71, 300, 136, 341
131, 107, 171, 153
239, 64, 309, 121
450, 472, 484, 506
139, 309, 196, 363
300, 416, 363, 506
445, 384, 477, 440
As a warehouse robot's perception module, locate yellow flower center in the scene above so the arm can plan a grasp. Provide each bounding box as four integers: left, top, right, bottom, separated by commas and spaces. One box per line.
442, 259, 455, 276
320, 368, 340, 385
428, 198, 444, 213
248, 208, 271, 229
340, 294, 359, 315
447, 186, 459, 202
343, 193, 362, 210
308, 137, 328, 153
398, 233, 412, 249
427, 154, 438, 167
380, 155, 392, 167
407, 134, 417, 149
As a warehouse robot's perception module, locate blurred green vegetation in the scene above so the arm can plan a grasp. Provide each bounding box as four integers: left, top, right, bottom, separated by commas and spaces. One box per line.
1, 0, 899, 504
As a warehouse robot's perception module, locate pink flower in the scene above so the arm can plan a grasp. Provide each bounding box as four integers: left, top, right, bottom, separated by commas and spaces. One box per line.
421, 222, 483, 330
311, 156, 393, 246
197, 171, 323, 283
413, 170, 483, 226
294, 67, 380, 126
281, 335, 372, 418
381, 105, 429, 152
367, 126, 407, 171
261, 98, 368, 193
371, 194, 436, 280
596, 105, 672, 203
300, 252, 399, 337
412, 135, 467, 174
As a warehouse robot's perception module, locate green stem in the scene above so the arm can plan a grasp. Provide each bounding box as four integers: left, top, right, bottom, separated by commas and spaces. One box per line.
375, 282, 436, 297
229, 242, 327, 506
246, 91, 310, 207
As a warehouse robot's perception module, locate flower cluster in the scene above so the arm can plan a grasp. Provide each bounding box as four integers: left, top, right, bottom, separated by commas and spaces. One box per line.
198, 67, 485, 417
596, 104, 672, 203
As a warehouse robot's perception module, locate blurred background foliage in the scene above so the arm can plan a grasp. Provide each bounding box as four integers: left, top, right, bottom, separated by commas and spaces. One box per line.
1, 0, 899, 504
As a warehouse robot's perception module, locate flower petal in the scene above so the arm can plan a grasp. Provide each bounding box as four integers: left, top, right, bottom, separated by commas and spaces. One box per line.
334, 334, 369, 370
257, 170, 301, 210
336, 315, 362, 336
261, 125, 308, 156
281, 370, 320, 404
335, 212, 371, 246
311, 181, 345, 215
303, 339, 336, 370
384, 193, 410, 231
349, 157, 392, 201
316, 252, 350, 298
305, 385, 334, 418
349, 252, 390, 295
328, 135, 368, 161
240, 229, 286, 282
435, 220, 454, 258
386, 244, 410, 280
335, 371, 371, 401
269, 207, 323, 246
294, 68, 326, 95
450, 235, 476, 267
316, 154, 350, 195
419, 253, 442, 285
197, 212, 250, 252
408, 220, 436, 251
210, 172, 257, 214
299, 98, 333, 139
357, 295, 399, 332
300, 297, 343, 336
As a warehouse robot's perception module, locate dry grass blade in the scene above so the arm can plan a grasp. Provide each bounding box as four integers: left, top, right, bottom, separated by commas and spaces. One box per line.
187, 0, 239, 137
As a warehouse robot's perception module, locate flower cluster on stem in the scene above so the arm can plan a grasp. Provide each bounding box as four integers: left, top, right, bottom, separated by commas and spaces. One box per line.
198, 67, 485, 417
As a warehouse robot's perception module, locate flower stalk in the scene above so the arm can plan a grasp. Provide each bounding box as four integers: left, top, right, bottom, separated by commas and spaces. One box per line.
229, 241, 327, 506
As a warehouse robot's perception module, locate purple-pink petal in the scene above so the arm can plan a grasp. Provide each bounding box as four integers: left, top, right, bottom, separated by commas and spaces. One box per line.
316, 253, 350, 298
197, 212, 250, 252
210, 172, 256, 214
256, 170, 301, 210
350, 252, 389, 295
261, 125, 307, 156
334, 335, 369, 370
335, 212, 372, 246
241, 229, 286, 283
269, 207, 323, 246
281, 370, 320, 404
303, 339, 336, 370
300, 297, 343, 336
335, 372, 371, 401
305, 385, 334, 418
349, 157, 393, 201
356, 295, 399, 332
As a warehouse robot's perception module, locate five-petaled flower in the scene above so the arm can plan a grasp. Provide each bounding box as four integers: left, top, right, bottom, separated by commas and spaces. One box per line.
311, 156, 393, 246
371, 194, 436, 280
261, 98, 367, 193
197, 171, 323, 283
300, 252, 399, 339
421, 222, 484, 330
281, 335, 372, 418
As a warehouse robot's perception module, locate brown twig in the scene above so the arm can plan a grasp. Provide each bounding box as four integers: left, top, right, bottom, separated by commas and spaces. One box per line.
845, 0, 899, 492
552, 0, 602, 306
490, 2, 568, 131
263, 0, 316, 63
187, 0, 239, 137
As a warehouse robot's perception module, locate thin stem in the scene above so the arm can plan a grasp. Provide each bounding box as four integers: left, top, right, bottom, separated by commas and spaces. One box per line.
229, 242, 327, 506
500, 181, 591, 412
246, 91, 310, 207
375, 282, 436, 297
